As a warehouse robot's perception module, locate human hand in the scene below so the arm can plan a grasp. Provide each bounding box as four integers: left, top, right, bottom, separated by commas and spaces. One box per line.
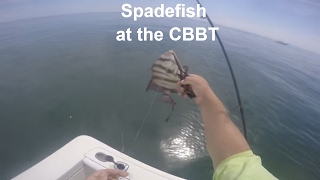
178, 74, 214, 106
86, 169, 129, 180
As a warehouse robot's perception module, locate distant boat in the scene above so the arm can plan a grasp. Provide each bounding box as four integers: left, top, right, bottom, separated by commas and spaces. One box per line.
275, 40, 288, 45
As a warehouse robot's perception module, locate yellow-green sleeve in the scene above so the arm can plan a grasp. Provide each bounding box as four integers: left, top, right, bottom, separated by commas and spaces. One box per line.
213, 150, 278, 180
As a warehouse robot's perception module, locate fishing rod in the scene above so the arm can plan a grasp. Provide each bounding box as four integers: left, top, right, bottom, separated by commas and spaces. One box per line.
196, 0, 248, 140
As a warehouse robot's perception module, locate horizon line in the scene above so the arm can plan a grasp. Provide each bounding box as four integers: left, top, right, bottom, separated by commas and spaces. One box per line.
0, 11, 319, 55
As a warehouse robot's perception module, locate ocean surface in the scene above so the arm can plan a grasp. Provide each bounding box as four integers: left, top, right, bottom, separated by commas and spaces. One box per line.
0, 12, 319, 180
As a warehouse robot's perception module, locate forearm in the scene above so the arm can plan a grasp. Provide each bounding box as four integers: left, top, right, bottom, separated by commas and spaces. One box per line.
199, 90, 250, 169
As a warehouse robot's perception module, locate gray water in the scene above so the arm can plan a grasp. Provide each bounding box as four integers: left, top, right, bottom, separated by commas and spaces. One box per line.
0, 13, 319, 180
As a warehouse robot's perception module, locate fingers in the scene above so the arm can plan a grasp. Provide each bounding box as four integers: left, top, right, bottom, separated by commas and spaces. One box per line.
86, 170, 109, 180
178, 88, 189, 99
87, 169, 129, 180
179, 86, 185, 93
107, 177, 118, 180
180, 74, 197, 85
103, 169, 129, 177
178, 80, 193, 98
178, 84, 187, 98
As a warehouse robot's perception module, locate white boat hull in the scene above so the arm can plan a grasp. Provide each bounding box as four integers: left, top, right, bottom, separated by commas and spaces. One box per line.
12, 135, 186, 180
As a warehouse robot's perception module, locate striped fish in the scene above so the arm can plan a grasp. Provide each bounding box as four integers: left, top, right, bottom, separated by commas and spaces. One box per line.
146, 50, 188, 121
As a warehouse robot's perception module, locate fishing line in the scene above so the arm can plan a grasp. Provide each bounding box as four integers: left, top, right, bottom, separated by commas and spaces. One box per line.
121, 132, 125, 153
195, 0, 248, 140
128, 62, 176, 155
128, 87, 160, 155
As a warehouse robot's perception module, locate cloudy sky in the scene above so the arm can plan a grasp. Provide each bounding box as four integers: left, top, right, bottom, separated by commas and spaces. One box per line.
0, 0, 319, 53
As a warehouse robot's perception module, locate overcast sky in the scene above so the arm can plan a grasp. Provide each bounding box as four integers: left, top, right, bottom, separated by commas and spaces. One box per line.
0, 0, 319, 53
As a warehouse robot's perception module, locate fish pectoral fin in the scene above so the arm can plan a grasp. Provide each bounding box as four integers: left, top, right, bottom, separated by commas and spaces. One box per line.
146, 79, 163, 92
158, 94, 176, 104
